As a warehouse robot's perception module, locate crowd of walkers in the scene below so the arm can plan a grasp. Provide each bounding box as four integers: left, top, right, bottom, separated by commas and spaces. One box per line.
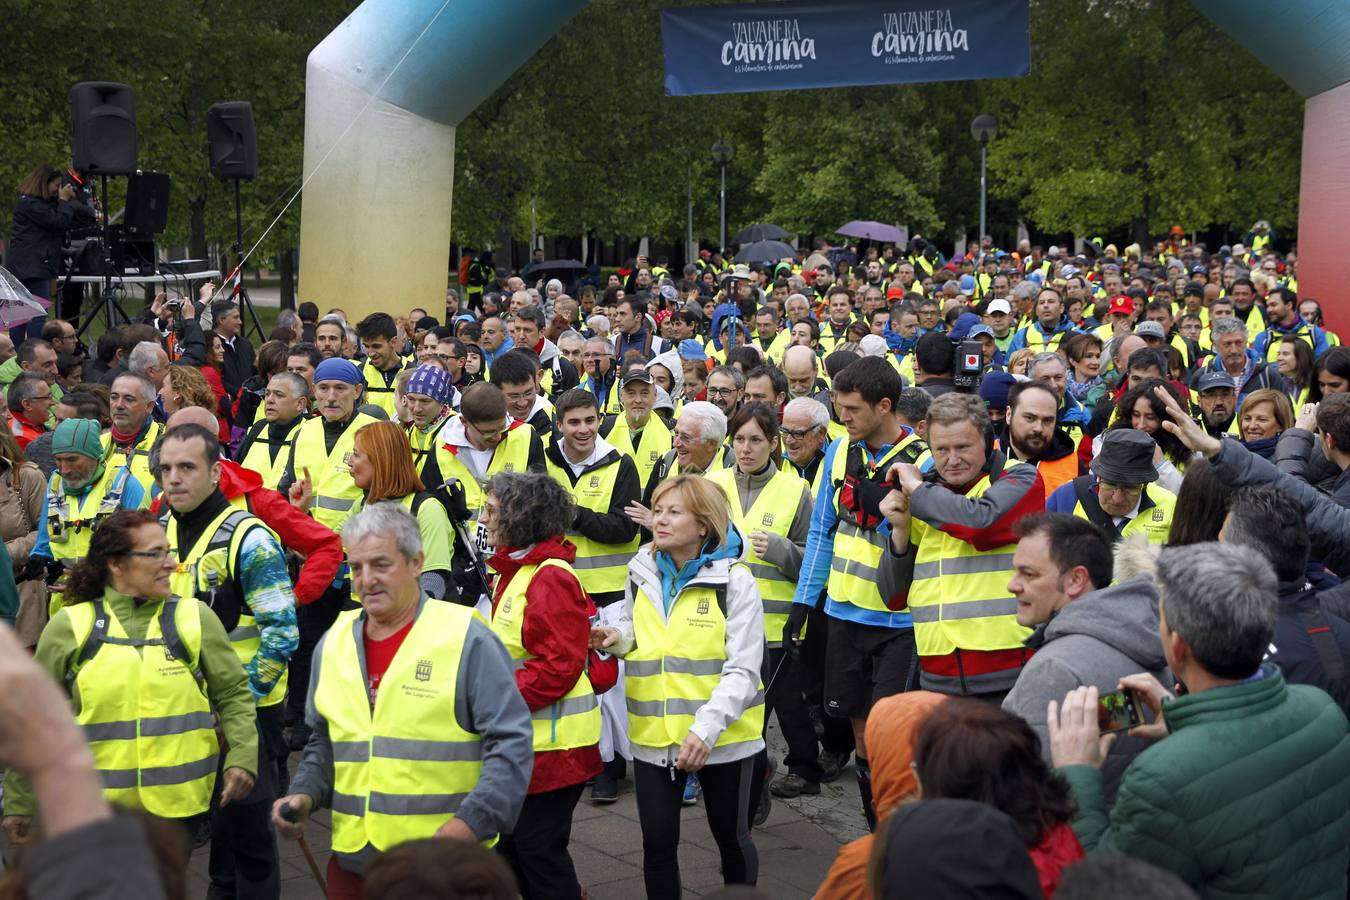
1, 215, 1350, 900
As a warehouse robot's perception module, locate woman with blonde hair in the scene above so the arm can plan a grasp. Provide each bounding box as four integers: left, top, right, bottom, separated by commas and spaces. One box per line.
350, 420, 455, 599
160, 365, 227, 440
1238, 387, 1295, 460
592, 475, 766, 899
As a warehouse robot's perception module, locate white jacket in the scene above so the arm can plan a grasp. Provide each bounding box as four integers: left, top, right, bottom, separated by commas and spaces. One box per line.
610, 540, 765, 767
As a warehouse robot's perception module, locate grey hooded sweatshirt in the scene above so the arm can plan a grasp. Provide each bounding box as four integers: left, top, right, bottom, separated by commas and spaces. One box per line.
1002, 574, 1169, 804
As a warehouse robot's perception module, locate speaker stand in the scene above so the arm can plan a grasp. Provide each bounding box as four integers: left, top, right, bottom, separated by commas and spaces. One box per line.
230, 180, 266, 345
76, 175, 133, 341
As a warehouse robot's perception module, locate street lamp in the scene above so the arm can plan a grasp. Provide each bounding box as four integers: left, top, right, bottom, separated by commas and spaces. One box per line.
970, 114, 998, 246
711, 140, 734, 254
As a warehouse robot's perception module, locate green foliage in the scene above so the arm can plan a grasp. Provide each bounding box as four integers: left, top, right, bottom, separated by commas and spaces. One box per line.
1, 0, 1306, 257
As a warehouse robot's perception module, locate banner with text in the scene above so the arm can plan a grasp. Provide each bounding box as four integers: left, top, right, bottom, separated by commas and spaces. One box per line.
661, 0, 1029, 96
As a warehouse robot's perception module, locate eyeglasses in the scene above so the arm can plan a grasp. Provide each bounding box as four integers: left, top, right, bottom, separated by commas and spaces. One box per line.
781, 426, 821, 440
1098, 481, 1144, 496
125, 548, 172, 561
706, 387, 738, 399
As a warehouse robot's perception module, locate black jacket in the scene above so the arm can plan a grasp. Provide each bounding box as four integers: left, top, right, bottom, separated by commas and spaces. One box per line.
7, 194, 77, 280
218, 333, 256, 401
1272, 582, 1350, 717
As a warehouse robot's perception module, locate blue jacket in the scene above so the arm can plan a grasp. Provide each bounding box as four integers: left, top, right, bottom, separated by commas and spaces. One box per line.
1007, 317, 1077, 353
1253, 319, 1330, 362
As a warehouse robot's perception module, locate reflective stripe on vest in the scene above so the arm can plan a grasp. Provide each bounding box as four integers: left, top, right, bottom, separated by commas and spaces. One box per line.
290, 413, 379, 532
908, 466, 1032, 659
65, 596, 218, 818
708, 466, 805, 643
239, 419, 303, 491
316, 600, 488, 853
100, 422, 162, 493
826, 435, 930, 613
625, 577, 764, 750
167, 506, 288, 707
490, 558, 600, 752
544, 456, 638, 597
361, 358, 410, 420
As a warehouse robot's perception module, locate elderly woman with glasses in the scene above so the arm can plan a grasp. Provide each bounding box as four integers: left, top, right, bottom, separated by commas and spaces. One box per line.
1, 509, 258, 845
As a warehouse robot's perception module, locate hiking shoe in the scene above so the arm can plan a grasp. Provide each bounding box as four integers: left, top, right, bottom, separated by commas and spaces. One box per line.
818, 750, 849, 783
682, 773, 701, 806
770, 773, 822, 799
590, 772, 619, 804
753, 780, 773, 826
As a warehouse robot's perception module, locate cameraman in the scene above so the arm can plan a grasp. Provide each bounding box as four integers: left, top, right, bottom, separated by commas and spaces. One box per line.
912, 332, 958, 399
8, 165, 80, 343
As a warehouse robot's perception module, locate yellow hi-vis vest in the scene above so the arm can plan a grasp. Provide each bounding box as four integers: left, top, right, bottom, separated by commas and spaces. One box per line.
625, 577, 765, 750
166, 506, 288, 708
603, 414, 672, 490
908, 466, 1033, 660
407, 410, 456, 490
544, 453, 639, 598
826, 434, 930, 614
360, 358, 411, 420
434, 422, 536, 540
490, 558, 601, 752
47, 465, 135, 615
64, 595, 218, 818
316, 600, 487, 853
1066, 476, 1176, 545
239, 418, 304, 491
101, 421, 163, 493
288, 412, 379, 532
707, 466, 806, 644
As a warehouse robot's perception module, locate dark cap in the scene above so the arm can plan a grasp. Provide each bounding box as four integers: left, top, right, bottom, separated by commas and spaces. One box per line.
621, 365, 654, 387
1195, 371, 1236, 393
1091, 429, 1159, 485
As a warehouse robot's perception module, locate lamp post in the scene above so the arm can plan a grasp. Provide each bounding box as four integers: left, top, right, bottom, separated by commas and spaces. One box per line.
970, 114, 997, 246
711, 140, 733, 254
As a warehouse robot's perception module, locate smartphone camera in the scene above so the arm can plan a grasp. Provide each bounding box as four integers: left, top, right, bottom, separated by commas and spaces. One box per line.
1097, 688, 1145, 734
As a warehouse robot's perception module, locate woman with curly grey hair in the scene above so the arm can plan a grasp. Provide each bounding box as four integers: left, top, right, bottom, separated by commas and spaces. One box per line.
483, 471, 612, 900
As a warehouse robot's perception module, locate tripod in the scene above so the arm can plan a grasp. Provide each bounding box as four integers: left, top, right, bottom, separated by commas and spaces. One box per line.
75, 174, 134, 341
228, 179, 266, 344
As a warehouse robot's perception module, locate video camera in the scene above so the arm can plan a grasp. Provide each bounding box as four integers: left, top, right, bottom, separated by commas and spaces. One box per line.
953, 339, 983, 392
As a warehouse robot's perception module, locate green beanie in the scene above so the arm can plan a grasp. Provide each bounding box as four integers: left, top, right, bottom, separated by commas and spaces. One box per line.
52, 418, 105, 461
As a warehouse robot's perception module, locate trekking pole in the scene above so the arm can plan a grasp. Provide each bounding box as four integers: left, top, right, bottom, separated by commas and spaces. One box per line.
280, 802, 327, 892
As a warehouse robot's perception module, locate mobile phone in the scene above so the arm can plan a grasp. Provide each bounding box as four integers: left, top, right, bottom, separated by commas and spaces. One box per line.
1097, 688, 1145, 734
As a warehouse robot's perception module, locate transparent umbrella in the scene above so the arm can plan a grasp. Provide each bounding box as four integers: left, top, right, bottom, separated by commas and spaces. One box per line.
0, 267, 48, 329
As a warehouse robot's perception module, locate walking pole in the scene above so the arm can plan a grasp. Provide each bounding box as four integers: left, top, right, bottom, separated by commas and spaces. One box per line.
280, 802, 328, 892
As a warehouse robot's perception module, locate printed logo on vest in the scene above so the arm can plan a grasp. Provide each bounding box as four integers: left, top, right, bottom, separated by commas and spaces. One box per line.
1152, 509, 1164, 522
415, 659, 433, 682
761, 512, 775, 526
589, 475, 600, 488
697, 598, 710, 615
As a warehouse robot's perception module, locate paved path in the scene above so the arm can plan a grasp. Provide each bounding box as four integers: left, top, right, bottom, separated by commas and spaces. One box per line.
182, 725, 867, 898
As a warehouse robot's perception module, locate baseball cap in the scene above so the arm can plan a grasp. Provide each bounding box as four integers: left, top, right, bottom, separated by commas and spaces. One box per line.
1134, 321, 1166, 340
984, 298, 1012, 315
886, 286, 905, 300
958, 275, 976, 294
1108, 295, 1135, 316
967, 324, 995, 340
621, 365, 654, 387
1195, 371, 1236, 392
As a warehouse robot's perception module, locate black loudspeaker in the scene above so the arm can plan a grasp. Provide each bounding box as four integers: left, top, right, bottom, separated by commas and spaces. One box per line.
70, 82, 138, 175
207, 101, 258, 181
125, 171, 171, 234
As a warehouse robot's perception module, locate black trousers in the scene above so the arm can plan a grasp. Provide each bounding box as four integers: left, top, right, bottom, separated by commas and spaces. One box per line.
207, 704, 283, 900
764, 645, 821, 781
285, 582, 346, 732
634, 757, 758, 900
801, 606, 856, 756
497, 782, 586, 900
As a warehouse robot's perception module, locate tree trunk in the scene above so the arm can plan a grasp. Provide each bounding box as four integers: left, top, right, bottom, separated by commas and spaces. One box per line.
189, 195, 208, 260
279, 249, 295, 310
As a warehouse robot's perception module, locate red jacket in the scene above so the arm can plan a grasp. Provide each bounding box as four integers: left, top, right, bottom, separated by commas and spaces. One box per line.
151, 459, 342, 606
489, 536, 606, 794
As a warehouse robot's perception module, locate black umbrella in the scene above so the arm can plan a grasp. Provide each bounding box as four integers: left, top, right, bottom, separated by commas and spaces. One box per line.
735, 223, 791, 244
735, 240, 797, 264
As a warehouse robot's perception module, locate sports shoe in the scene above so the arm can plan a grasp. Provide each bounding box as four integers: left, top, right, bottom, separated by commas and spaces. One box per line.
753, 779, 773, 826
682, 773, 701, 806
770, 773, 822, 798
590, 772, 618, 804
818, 749, 849, 783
